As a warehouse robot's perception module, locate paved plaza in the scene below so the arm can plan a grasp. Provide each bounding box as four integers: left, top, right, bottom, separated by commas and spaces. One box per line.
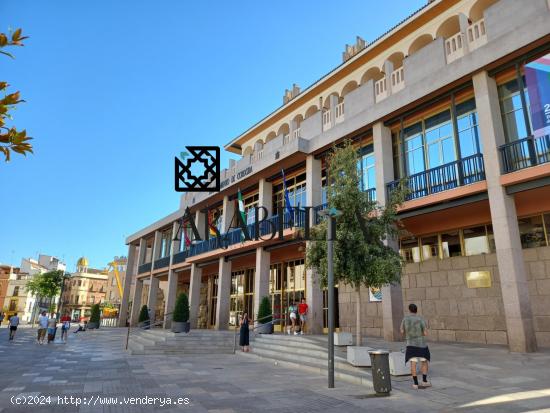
0, 327, 549, 412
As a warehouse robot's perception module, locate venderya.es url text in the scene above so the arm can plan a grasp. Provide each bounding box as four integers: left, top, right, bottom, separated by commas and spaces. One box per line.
11, 395, 190, 407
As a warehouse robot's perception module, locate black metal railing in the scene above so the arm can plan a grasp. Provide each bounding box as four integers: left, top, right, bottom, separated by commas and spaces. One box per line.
137, 262, 152, 274
365, 187, 376, 202
386, 154, 486, 201
172, 251, 187, 264
154, 256, 170, 269
499, 134, 550, 173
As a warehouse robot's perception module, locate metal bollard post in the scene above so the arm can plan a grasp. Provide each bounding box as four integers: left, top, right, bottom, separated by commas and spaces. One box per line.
369, 350, 392, 396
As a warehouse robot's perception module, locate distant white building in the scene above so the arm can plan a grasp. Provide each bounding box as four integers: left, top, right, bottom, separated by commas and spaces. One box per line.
2, 255, 66, 324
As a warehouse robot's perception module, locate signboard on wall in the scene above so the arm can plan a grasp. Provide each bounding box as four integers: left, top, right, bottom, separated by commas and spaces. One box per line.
525, 53, 550, 137
369, 286, 382, 302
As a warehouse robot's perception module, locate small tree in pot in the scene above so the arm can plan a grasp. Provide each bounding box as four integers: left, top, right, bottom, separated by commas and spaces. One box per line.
172, 293, 190, 333
256, 296, 273, 334
88, 304, 101, 329
138, 305, 150, 329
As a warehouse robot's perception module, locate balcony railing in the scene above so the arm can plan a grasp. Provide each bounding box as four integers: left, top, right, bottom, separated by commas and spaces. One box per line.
172, 251, 187, 265
375, 77, 388, 102
500, 135, 550, 173
292, 128, 300, 140
335, 102, 345, 124
154, 256, 170, 269
137, 262, 152, 274
322, 110, 332, 130
445, 32, 465, 64
467, 19, 487, 51
391, 67, 404, 93
387, 154, 485, 201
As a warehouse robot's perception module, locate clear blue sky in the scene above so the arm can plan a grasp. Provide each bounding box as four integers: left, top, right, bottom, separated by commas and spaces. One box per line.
0, 0, 425, 272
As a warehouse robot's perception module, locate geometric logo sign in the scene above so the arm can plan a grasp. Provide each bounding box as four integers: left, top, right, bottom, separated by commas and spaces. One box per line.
175, 146, 220, 192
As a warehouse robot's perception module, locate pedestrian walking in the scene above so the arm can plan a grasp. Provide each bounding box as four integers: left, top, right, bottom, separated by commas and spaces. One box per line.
60, 312, 71, 342
0, 312, 4, 327
239, 312, 250, 352
288, 301, 298, 335
8, 313, 20, 341
298, 298, 308, 335
400, 303, 431, 390
47, 313, 57, 343
37, 311, 48, 344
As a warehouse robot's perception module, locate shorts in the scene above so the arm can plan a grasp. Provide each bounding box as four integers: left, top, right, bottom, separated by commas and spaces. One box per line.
38, 328, 46, 339
9, 326, 17, 331
47, 327, 55, 335
289, 313, 297, 320
299, 314, 307, 322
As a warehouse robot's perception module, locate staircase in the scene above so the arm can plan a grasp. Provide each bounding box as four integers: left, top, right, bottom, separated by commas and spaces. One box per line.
240, 334, 375, 387
127, 328, 236, 355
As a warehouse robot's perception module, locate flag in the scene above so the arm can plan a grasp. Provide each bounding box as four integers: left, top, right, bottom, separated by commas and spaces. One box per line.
237, 189, 246, 241
183, 219, 192, 247
208, 210, 219, 237
281, 169, 294, 220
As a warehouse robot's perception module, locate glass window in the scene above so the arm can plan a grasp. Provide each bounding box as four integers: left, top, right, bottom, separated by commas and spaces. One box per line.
463, 226, 489, 256
498, 77, 532, 142
456, 99, 482, 157
421, 235, 439, 260
518, 215, 546, 248
441, 230, 462, 258
425, 110, 455, 168
362, 152, 376, 191
404, 124, 425, 175
400, 237, 420, 263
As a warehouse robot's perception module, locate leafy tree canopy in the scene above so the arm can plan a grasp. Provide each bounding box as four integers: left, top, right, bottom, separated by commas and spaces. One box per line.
306, 139, 406, 290
1, 28, 33, 163
26, 270, 65, 300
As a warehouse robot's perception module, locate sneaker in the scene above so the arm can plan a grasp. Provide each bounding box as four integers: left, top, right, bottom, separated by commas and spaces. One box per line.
300, 331, 304, 335
294, 332, 298, 336
421, 381, 431, 388
412, 384, 418, 390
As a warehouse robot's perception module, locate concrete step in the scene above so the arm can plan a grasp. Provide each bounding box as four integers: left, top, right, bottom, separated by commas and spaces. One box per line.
252, 335, 327, 351
251, 340, 331, 359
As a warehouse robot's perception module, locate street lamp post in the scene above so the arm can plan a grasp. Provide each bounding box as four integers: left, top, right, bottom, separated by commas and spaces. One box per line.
319, 207, 341, 389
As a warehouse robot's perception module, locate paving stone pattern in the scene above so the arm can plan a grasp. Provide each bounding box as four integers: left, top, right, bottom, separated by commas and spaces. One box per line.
0, 327, 549, 412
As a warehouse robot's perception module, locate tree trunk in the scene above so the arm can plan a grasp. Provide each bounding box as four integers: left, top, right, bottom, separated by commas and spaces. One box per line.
355, 286, 362, 346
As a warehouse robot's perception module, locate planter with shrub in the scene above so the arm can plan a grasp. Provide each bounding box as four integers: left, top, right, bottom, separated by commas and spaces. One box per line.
256, 296, 273, 334
138, 305, 150, 329
88, 304, 100, 329
172, 293, 190, 333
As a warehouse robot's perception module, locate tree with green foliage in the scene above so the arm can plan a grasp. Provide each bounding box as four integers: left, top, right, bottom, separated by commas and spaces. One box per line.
306, 140, 406, 346
0, 28, 33, 162
26, 270, 65, 315
173, 293, 189, 323
257, 296, 272, 324
138, 305, 149, 323
89, 304, 100, 325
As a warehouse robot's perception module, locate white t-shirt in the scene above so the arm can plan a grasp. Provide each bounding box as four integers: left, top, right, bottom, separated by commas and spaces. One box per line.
38, 315, 48, 328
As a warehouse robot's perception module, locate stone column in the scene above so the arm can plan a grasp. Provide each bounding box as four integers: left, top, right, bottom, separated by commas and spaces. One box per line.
305, 154, 324, 333
152, 230, 161, 263
163, 222, 179, 328
189, 263, 203, 328
254, 247, 270, 324
215, 257, 231, 330
129, 278, 143, 326
222, 195, 235, 232
384, 60, 394, 97
258, 178, 272, 217
473, 71, 537, 352
118, 242, 137, 327
458, 13, 471, 54
147, 276, 159, 324
195, 209, 206, 239
374, 121, 404, 342
328, 94, 338, 127
306, 268, 324, 334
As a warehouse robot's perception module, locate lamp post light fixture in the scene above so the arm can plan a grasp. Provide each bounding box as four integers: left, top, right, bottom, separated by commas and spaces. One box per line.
318, 207, 342, 389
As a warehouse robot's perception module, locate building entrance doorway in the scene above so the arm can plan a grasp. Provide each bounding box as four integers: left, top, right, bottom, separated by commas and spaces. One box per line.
207, 274, 218, 328
270, 259, 306, 332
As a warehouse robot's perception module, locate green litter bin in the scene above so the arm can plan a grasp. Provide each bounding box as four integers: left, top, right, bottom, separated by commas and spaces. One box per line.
369, 350, 391, 396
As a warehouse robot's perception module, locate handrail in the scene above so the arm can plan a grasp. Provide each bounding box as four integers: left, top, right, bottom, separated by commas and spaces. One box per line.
125, 311, 175, 350
232, 311, 289, 353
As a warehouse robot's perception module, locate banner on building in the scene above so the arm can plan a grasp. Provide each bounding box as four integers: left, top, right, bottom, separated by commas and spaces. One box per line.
525, 53, 550, 138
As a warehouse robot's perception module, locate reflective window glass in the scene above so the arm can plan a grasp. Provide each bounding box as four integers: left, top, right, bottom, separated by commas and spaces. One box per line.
400, 237, 420, 263
421, 235, 439, 260
463, 226, 489, 256
518, 215, 546, 248
441, 231, 462, 258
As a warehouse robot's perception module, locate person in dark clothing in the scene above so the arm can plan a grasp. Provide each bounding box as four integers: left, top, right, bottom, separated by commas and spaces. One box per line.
239, 312, 250, 352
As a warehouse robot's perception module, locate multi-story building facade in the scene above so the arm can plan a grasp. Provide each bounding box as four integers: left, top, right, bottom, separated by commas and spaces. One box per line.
120, 0, 550, 352
61, 257, 108, 321
0, 265, 14, 317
